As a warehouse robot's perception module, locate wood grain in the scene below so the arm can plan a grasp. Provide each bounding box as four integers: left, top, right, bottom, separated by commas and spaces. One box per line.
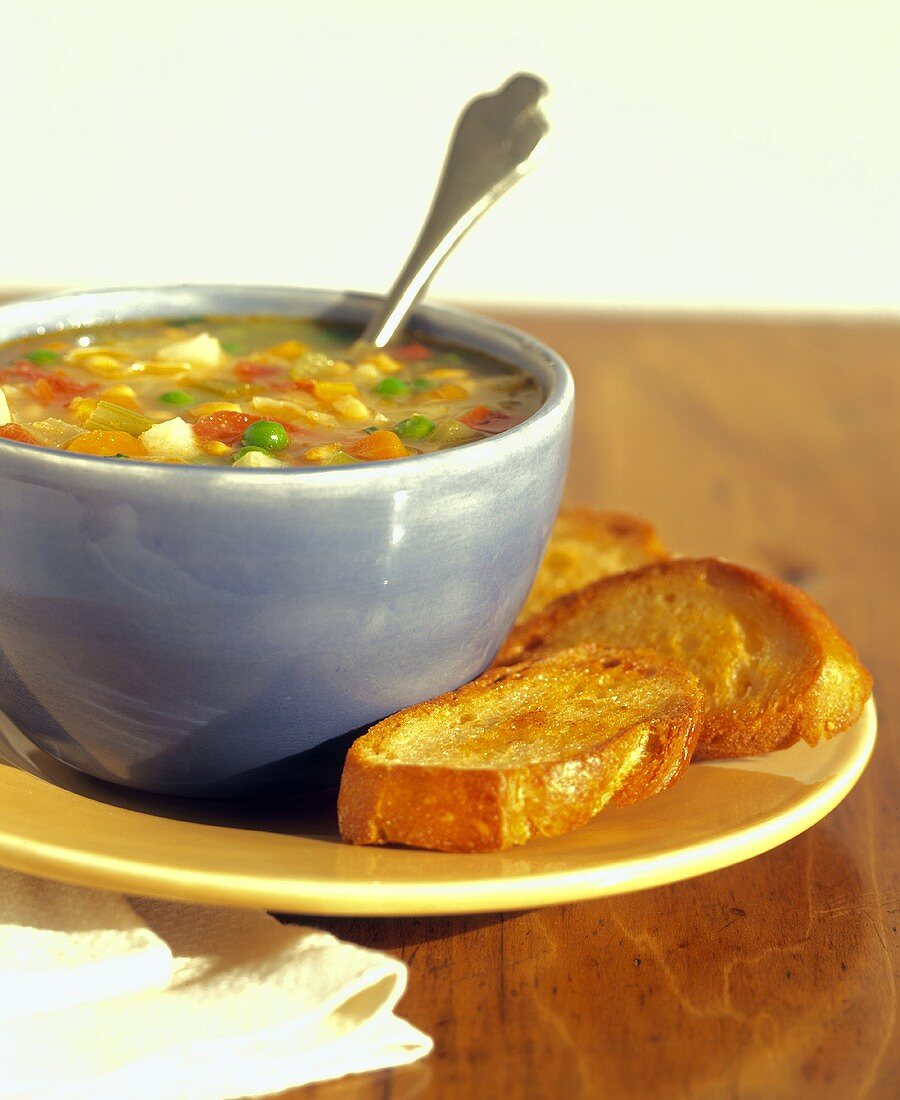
297, 313, 899, 1100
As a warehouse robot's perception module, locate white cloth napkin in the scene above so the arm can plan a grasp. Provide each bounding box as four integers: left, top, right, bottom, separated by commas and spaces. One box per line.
0, 868, 432, 1100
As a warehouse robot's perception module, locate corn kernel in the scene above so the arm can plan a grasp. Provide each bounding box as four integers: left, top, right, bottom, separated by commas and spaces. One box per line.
352, 363, 380, 385
250, 396, 310, 421
100, 385, 139, 410
425, 367, 468, 380
429, 382, 469, 401
266, 339, 308, 360
304, 443, 341, 464
333, 394, 370, 420
136, 360, 191, 376
296, 408, 339, 428
329, 359, 353, 376
66, 345, 130, 364
192, 401, 243, 418
364, 353, 403, 375
313, 381, 358, 405
82, 354, 144, 379
68, 396, 97, 424
202, 440, 232, 456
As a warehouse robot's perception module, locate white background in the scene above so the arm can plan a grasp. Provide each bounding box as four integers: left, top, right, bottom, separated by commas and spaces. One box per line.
1, 1, 897, 312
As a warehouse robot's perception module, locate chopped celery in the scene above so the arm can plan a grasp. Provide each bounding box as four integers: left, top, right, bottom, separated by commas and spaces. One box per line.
291, 352, 334, 378
194, 377, 253, 399
429, 419, 482, 446
324, 449, 360, 465
85, 400, 155, 435
23, 418, 85, 448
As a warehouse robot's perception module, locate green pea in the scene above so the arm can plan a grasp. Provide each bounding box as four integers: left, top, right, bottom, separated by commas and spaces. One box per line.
232, 445, 269, 462
374, 377, 410, 396
220, 341, 242, 354
26, 349, 59, 365
395, 414, 435, 440
159, 390, 194, 405
241, 420, 290, 451
411, 378, 434, 391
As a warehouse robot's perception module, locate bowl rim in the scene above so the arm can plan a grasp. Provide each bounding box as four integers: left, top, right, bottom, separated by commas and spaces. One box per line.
0, 284, 574, 481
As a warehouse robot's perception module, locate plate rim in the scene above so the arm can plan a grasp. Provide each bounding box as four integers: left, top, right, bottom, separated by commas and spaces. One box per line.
0, 698, 877, 915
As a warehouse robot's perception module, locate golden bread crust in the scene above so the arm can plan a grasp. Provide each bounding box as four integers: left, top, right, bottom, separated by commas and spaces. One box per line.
519, 508, 670, 622
499, 558, 872, 759
338, 645, 703, 852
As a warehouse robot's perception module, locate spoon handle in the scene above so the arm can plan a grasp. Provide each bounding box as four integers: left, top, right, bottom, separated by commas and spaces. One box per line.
359, 73, 550, 349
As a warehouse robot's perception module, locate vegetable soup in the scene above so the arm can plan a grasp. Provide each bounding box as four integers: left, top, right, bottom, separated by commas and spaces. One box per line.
0, 317, 543, 467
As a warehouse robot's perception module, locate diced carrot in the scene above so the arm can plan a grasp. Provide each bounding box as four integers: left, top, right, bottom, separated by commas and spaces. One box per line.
0, 424, 39, 445
271, 377, 316, 394
463, 409, 521, 435
32, 374, 97, 403
459, 405, 493, 428
0, 361, 48, 384
193, 411, 259, 444
193, 409, 299, 445
389, 342, 431, 361
66, 430, 146, 457
346, 430, 409, 461
233, 360, 282, 381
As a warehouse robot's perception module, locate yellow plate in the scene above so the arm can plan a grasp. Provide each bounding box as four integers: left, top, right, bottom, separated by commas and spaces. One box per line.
0, 699, 876, 915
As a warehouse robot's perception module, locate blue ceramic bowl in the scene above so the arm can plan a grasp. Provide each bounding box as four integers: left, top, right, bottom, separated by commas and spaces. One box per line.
0, 285, 573, 795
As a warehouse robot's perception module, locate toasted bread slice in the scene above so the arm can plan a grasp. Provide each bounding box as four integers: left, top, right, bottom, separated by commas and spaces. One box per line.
338, 645, 703, 852
520, 508, 670, 622
500, 558, 872, 760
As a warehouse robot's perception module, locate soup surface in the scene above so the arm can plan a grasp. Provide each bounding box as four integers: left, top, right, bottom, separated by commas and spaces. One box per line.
0, 317, 542, 467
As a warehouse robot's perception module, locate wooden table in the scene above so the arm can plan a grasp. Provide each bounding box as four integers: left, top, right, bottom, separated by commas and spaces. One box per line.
2, 297, 896, 1097
298, 312, 899, 1100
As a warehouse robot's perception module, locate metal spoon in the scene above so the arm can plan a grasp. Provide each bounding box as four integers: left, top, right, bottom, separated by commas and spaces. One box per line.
357, 72, 550, 350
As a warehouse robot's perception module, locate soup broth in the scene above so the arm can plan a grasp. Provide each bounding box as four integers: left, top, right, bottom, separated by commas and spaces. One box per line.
0, 317, 543, 467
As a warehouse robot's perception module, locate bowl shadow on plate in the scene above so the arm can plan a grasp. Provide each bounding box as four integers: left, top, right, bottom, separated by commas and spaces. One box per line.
0, 708, 357, 839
